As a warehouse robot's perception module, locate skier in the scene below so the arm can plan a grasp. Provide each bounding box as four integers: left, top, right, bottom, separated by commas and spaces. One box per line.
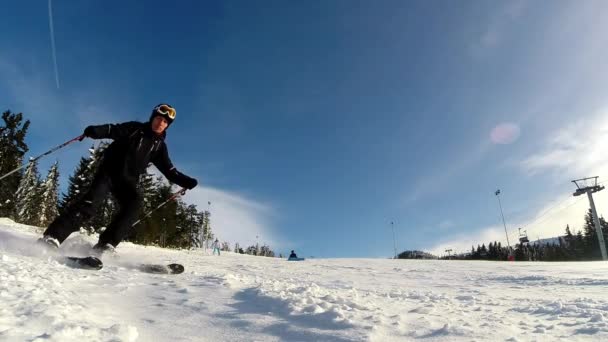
38, 104, 198, 257
289, 250, 298, 259
212, 238, 221, 256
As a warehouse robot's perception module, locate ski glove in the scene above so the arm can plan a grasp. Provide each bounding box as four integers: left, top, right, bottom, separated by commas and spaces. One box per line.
83, 125, 96, 138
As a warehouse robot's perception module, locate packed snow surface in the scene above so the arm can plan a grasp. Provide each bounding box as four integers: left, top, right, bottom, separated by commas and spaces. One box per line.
1, 218, 608, 341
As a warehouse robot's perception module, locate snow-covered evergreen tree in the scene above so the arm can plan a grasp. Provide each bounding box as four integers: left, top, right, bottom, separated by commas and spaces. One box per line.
128, 179, 176, 245
139, 172, 157, 213
60, 143, 109, 232
38, 161, 60, 227
15, 159, 41, 225
246, 245, 258, 255
60, 157, 90, 213
82, 143, 111, 232
0, 110, 30, 218
201, 210, 213, 248
61, 143, 108, 213
86, 142, 108, 174
174, 202, 204, 248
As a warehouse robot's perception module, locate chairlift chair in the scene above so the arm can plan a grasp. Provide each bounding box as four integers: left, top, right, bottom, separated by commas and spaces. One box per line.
518, 228, 529, 244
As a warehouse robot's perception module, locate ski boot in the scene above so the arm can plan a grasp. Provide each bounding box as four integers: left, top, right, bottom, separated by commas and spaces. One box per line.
91, 242, 117, 258
37, 235, 60, 255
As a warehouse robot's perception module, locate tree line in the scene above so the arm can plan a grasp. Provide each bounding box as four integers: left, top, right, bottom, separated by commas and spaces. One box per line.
443, 209, 608, 262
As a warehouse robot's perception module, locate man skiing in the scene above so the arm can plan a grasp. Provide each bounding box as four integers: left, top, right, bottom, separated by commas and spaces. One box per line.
39, 104, 197, 256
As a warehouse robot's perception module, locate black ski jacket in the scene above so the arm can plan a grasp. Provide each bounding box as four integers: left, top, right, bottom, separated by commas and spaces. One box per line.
84, 121, 197, 189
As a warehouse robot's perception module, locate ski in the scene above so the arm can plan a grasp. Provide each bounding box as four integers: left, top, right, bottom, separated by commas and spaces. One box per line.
137, 263, 185, 274
287, 257, 305, 261
62, 256, 104, 270
61, 257, 183, 274
38, 238, 183, 274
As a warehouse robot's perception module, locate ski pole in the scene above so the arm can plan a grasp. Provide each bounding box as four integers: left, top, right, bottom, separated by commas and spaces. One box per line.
131, 187, 187, 228
0, 134, 84, 182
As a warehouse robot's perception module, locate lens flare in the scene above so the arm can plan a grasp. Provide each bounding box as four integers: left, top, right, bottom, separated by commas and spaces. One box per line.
490, 123, 521, 144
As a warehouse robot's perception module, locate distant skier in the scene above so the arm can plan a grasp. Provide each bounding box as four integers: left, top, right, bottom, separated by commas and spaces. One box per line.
38, 104, 198, 256
289, 250, 298, 259
212, 238, 221, 256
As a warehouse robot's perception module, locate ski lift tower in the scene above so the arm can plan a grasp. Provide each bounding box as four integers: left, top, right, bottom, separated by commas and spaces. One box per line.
572, 176, 607, 260
390, 221, 397, 259
445, 248, 453, 260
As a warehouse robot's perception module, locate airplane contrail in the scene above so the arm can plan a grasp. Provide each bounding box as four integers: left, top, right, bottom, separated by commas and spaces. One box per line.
48, 0, 60, 89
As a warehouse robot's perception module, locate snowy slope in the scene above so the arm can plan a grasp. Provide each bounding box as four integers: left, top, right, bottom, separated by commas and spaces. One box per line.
2, 219, 608, 341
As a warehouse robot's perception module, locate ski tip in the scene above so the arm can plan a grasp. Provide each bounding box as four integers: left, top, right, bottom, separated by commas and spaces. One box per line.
167, 263, 185, 274
65, 256, 103, 270
137, 263, 184, 274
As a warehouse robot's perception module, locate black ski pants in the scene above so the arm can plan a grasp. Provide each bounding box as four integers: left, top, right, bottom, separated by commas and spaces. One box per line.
43, 170, 142, 247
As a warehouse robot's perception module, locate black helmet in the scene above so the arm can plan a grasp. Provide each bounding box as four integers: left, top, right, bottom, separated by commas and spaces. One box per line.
150, 103, 176, 125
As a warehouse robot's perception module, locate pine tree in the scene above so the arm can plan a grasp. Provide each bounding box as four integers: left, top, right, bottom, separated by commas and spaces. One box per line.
171, 202, 203, 248
15, 159, 41, 225
60, 157, 90, 213
139, 172, 157, 214
57, 143, 109, 233
260, 245, 275, 257
474, 245, 481, 259
246, 245, 257, 255
60, 144, 108, 216
201, 210, 213, 248
582, 209, 601, 260
0, 110, 30, 218
129, 180, 178, 246
38, 161, 60, 227
86, 143, 112, 232
563, 224, 576, 260
480, 243, 488, 259
575, 230, 585, 260
600, 216, 608, 257
514, 243, 526, 261
122, 172, 157, 243
488, 242, 497, 260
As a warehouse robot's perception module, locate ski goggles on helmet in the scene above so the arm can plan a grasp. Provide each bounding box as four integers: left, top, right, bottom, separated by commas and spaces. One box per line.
153, 104, 176, 120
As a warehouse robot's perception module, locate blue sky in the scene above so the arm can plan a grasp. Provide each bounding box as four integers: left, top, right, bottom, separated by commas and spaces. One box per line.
2, 0, 608, 257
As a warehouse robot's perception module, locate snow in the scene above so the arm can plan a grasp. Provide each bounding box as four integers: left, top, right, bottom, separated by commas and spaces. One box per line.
2, 219, 608, 341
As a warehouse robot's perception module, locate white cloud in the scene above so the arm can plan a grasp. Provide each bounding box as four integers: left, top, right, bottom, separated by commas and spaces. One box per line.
520, 108, 608, 178
145, 164, 281, 249
182, 185, 282, 249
